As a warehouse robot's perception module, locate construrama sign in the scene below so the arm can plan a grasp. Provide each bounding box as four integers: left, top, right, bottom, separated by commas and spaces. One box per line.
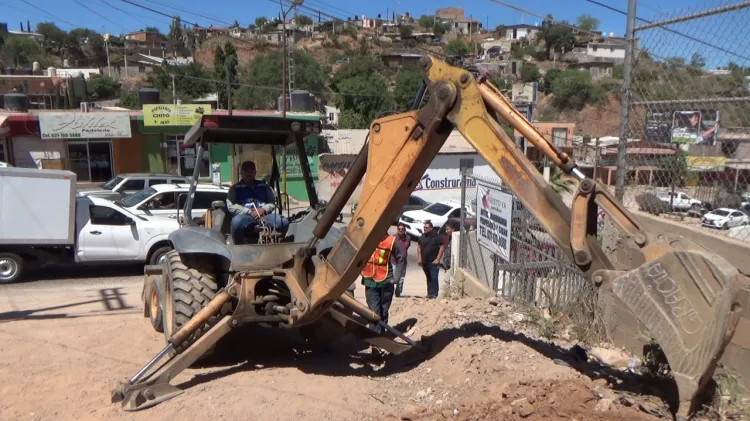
38, 113, 132, 139
414, 174, 477, 191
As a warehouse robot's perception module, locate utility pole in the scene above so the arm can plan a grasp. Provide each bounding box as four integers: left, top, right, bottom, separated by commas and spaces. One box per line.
105, 39, 111, 78
614, 0, 637, 201
171, 74, 176, 104
280, 0, 304, 209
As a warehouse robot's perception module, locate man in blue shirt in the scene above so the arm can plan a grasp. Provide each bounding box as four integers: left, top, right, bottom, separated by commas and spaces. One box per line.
226, 161, 289, 244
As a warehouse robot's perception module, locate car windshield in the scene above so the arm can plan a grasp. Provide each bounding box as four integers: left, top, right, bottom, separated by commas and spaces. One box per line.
101, 176, 123, 190
423, 203, 452, 216
121, 187, 158, 208
711, 209, 730, 216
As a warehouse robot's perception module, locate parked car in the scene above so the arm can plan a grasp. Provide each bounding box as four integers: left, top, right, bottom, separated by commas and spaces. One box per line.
118, 183, 229, 221
399, 199, 473, 239
0, 167, 179, 283
77, 173, 189, 201
701, 208, 750, 230
653, 190, 705, 212
351, 194, 430, 224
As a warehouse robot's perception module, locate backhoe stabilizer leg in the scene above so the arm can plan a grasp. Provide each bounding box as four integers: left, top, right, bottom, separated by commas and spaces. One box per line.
604, 249, 748, 415
111, 315, 235, 411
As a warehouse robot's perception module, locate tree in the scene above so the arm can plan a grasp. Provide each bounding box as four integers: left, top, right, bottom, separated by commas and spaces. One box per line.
433, 21, 447, 37
3, 36, 44, 67
520, 63, 540, 83
540, 68, 562, 92
168, 16, 183, 55
255, 16, 268, 28
393, 69, 423, 110
35, 22, 66, 52
689, 52, 706, 70
334, 75, 393, 128
399, 25, 413, 39
144, 26, 160, 33
576, 14, 600, 32
549, 166, 575, 194
87, 75, 121, 99
234, 50, 328, 109
444, 39, 469, 56
418, 15, 435, 28
297, 15, 313, 25
148, 62, 214, 103
540, 24, 576, 55
214, 41, 238, 109
550, 70, 604, 109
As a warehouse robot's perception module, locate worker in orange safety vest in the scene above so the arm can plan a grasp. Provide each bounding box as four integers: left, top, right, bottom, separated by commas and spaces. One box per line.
361, 232, 405, 345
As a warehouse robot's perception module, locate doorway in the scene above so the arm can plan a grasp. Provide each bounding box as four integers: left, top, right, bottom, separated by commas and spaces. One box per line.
165, 135, 210, 178
0, 139, 7, 163
67, 140, 114, 182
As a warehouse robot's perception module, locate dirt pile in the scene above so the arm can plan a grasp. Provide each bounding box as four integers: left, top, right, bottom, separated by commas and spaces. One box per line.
368, 296, 670, 421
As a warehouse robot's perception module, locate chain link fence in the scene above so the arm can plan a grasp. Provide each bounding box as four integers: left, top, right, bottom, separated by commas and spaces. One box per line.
618, 0, 750, 243
458, 173, 599, 333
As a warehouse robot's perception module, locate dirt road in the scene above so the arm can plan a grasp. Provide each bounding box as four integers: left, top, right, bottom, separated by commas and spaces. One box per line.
0, 265, 668, 421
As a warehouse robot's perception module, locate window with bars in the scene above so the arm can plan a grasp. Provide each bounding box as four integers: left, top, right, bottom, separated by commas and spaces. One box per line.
552, 128, 568, 147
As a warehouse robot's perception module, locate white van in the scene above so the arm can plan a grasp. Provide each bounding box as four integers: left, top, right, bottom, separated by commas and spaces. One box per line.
118, 183, 229, 220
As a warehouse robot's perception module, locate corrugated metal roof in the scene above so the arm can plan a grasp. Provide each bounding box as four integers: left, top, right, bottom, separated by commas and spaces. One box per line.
321, 129, 477, 155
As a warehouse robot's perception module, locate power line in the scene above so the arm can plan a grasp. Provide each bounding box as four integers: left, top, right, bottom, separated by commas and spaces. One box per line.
17, 0, 77, 27
96, 0, 158, 28
583, 0, 750, 62
71, 0, 131, 32
139, 0, 233, 26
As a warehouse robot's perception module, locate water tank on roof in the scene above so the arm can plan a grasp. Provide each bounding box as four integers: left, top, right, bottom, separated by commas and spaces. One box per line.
290, 89, 315, 112
72, 77, 88, 101
276, 94, 290, 112
47, 67, 56, 77
138, 88, 160, 106
63, 59, 70, 68
5, 93, 29, 112
32, 61, 41, 73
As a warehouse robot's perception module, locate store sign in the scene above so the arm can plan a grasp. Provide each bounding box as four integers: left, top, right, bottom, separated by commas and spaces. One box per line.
143, 104, 212, 126
687, 156, 726, 172
476, 180, 513, 262
38, 113, 131, 139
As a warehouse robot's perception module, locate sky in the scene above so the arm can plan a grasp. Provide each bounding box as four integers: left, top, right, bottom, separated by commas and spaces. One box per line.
2, 0, 747, 68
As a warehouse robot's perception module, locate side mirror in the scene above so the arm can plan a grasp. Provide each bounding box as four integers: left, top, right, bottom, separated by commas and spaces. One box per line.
127, 218, 136, 226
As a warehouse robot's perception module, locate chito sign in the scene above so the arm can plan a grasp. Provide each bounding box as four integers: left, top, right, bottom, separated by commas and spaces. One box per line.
143, 104, 212, 126
38, 112, 132, 139
476, 180, 513, 262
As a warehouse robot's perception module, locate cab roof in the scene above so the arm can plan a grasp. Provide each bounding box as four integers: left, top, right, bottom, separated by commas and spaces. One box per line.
184, 114, 322, 146
149, 183, 229, 192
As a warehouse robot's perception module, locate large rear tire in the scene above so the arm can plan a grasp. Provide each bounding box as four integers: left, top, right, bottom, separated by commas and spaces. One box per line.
162, 250, 228, 360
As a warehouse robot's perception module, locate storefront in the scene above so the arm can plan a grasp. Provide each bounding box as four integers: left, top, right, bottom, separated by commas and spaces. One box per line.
1, 111, 148, 182
138, 106, 322, 200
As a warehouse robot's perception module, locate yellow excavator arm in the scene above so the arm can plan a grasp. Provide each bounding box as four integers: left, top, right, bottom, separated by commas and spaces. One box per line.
289, 56, 749, 416
113, 56, 748, 417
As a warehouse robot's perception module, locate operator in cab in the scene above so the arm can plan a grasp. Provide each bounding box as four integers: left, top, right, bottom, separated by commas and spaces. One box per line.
227, 160, 290, 244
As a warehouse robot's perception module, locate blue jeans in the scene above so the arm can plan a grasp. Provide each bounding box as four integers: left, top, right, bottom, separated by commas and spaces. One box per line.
392, 263, 406, 296
423, 263, 439, 298
230, 213, 289, 245
365, 283, 395, 334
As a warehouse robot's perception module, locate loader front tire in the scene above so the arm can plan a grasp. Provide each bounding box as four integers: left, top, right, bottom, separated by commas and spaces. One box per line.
162, 250, 225, 361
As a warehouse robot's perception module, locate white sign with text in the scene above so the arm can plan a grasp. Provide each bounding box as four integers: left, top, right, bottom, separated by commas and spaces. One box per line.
39, 113, 132, 139
476, 181, 513, 262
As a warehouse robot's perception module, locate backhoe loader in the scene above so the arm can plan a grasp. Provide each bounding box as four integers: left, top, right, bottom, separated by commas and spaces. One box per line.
112, 56, 749, 418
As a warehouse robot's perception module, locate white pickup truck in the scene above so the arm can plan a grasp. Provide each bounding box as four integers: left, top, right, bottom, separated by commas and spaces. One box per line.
0, 167, 178, 284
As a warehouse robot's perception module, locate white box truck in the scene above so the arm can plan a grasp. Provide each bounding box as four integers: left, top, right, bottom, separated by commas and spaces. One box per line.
0, 167, 180, 284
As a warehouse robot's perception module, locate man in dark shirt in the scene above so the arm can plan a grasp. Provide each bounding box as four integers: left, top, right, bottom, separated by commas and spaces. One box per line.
417, 220, 445, 299
392, 223, 410, 297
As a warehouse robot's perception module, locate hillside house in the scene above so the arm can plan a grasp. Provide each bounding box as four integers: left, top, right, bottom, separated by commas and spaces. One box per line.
435, 7, 479, 34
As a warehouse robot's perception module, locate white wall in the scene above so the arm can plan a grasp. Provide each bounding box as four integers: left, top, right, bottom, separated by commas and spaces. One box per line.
325, 106, 340, 126
586, 45, 625, 59
11, 136, 66, 169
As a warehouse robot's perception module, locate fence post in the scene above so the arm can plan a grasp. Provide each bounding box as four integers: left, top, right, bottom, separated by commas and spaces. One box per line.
614, 0, 638, 201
